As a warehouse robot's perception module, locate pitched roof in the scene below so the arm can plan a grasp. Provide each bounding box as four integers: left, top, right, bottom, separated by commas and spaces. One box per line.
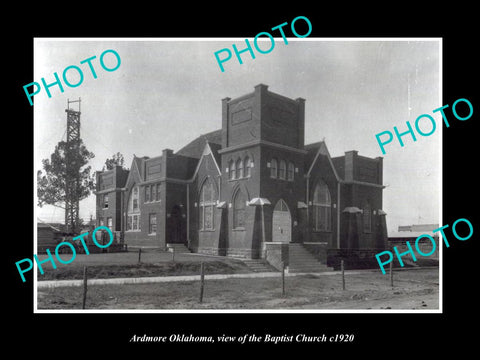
189, 141, 223, 180
208, 142, 222, 169
128, 155, 149, 183
176, 129, 222, 159
331, 156, 345, 179
304, 140, 343, 181
304, 141, 323, 172
37, 219, 62, 232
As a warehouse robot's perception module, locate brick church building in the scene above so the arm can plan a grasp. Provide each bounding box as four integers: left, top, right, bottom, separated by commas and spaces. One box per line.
95, 84, 388, 267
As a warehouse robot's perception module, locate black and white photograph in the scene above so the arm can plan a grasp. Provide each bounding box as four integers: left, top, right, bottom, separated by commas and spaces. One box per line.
32, 38, 441, 312
7, 8, 479, 353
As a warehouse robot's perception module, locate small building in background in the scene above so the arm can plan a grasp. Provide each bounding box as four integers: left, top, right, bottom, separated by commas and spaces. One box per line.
388, 223, 440, 261
37, 220, 63, 253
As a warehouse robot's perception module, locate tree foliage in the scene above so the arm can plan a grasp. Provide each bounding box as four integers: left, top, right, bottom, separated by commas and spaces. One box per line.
103, 152, 126, 171
37, 139, 95, 208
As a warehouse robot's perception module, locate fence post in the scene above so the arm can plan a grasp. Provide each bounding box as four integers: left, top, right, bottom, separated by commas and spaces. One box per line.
282, 262, 286, 296
138, 248, 142, 264
172, 247, 175, 262
199, 262, 205, 303
341, 259, 345, 291
82, 266, 88, 309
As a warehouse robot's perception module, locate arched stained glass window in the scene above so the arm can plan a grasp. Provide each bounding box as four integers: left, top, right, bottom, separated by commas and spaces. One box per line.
233, 190, 246, 229
229, 160, 236, 180
270, 158, 278, 178
279, 160, 286, 180
199, 179, 217, 230
236, 158, 243, 179
244, 157, 252, 177
312, 180, 331, 231
287, 162, 294, 181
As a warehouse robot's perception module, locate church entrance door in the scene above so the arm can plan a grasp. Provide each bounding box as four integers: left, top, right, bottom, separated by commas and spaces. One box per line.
272, 199, 291, 243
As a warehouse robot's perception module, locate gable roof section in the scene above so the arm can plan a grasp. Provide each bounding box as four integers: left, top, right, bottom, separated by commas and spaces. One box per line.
190, 141, 222, 180
133, 156, 145, 180
176, 129, 222, 159
37, 219, 62, 232
208, 142, 222, 170
304, 141, 323, 173
125, 155, 145, 187
331, 156, 345, 179
305, 142, 385, 188
305, 141, 341, 181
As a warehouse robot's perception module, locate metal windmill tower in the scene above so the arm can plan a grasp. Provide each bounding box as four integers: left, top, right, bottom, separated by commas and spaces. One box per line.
64, 98, 81, 234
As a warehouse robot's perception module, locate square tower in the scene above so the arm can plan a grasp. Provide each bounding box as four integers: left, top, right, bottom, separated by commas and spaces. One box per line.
221, 84, 305, 150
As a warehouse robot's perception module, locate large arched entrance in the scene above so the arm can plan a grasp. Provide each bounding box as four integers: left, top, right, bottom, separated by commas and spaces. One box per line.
272, 199, 291, 243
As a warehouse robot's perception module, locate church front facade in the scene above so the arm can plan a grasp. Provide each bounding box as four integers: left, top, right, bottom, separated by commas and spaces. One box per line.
95, 84, 388, 260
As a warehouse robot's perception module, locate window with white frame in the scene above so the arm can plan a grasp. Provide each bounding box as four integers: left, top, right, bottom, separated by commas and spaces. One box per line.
132, 214, 139, 230
229, 160, 236, 180
145, 186, 150, 202
151, 184, 157, 202
103, 194, 109, 209
156, 183, 161, 201
127, 215, 132, 231
127, 186, 140, 231
132, 186, 139, 211
236, 158, 243, 179
244, 157, 252, 177
149, 213, 157, 234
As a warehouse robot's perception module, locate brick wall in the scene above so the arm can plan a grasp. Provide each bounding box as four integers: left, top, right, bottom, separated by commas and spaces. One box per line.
264, 242, 289, 270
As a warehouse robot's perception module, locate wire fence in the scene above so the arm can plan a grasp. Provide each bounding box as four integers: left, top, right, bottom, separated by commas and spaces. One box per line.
36, 251, 439, 310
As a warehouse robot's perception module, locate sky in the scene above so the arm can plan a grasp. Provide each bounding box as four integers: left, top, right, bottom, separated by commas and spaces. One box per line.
34, 38, 441, 234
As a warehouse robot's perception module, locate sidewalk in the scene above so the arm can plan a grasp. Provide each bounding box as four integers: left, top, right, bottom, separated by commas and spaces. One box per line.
37, 270, 349, 289
36, 266, 436, 289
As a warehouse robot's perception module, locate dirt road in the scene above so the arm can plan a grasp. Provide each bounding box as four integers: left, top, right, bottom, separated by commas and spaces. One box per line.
37, 267, 439, 311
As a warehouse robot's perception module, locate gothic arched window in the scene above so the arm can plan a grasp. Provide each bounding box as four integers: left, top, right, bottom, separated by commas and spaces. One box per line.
270, 158, 278, 178
233, 190, 246, 229
236, 158, 243, 179
199, 179, 217, 230
312, 180, 331, 231
279, 160, 286, 180
229, 159, 236, 180
287, 162, 294, 181
244, 157, 252, 178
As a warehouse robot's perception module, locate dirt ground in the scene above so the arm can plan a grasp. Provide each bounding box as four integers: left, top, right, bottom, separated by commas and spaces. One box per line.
35, 251, 252, 280
37, 267, 439, 311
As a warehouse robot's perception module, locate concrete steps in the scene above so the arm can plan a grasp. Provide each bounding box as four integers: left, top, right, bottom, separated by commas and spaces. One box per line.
287, 243, 333, 273
166, 243, 191, 253
242, 259, 278, 273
